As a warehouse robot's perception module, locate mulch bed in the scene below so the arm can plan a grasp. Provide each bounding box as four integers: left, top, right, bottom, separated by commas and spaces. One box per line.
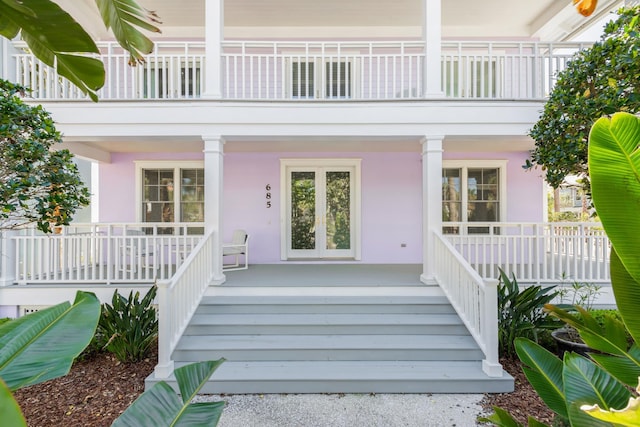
14, 350, 553, 426
13, 348, 157, 427
480, 357, 556, 425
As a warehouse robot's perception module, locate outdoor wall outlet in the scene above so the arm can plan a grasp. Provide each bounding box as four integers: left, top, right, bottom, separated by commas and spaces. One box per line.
400, 243, 407, 248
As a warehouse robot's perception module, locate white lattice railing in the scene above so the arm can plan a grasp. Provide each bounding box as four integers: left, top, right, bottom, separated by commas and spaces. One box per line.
434, 231, 501, 377
445, 222, 610, 284
155, 229, 217, 378
7, 40, 589, 101
12, 223, 204, 285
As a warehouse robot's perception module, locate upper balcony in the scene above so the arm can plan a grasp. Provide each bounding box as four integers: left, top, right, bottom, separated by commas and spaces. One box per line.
6, 39, 589, 102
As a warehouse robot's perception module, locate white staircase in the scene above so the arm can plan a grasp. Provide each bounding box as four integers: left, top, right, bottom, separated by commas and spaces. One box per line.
146, 284, 513, 394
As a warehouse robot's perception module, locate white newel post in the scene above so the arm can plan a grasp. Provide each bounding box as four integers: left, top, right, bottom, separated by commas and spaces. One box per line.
423, 0, 443, 98
0, 230, 17, 287
154, 278, 174, 378
203, 136, 225, 283
421, 136, 443, 283
482, 278, 503, 377
204, 0, 224, 99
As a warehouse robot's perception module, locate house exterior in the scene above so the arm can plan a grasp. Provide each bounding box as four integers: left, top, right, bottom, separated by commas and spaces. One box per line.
0, 0, 620, 393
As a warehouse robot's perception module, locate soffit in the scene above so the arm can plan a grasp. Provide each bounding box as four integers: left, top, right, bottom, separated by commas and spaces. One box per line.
61, 0, 593, 38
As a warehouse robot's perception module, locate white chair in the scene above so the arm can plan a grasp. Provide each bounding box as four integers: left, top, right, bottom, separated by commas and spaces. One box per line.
223, 229, 249, 271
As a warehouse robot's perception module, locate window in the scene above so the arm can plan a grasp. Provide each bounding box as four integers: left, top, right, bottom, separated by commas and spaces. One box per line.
325, 62, 351, 98
442, 161, 506, 234
142, 62, 201, 98
137, 162, 204, 234
292, 62, 315, 98
290, 60, 352, 99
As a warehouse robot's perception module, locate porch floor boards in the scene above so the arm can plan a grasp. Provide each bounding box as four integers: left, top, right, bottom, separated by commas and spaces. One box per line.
222, 264, 425, 287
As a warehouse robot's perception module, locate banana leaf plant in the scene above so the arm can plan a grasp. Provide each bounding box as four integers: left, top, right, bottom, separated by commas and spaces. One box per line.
0, 0, 161, 101
482, 112, 640, 426
112, 360, 225, 427
0, 291, 101, 425
0, 291, 226, 426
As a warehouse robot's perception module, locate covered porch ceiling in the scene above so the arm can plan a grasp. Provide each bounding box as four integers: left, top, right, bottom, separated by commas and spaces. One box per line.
57, 0, 622, 41
60, 135, 535, 163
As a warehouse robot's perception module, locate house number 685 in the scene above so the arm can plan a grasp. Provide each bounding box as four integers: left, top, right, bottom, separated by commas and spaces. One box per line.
266, 184, 272, 208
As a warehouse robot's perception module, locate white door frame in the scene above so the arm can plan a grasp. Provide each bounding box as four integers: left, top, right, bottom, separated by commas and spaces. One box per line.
280, 158, 362, 260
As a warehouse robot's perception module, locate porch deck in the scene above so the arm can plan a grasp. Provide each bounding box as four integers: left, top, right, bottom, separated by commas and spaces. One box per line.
222, 264, 425, 287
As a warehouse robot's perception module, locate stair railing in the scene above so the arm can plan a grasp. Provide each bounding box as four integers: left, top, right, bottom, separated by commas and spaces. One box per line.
154, 229, 216, 378
433, 230, 502, 377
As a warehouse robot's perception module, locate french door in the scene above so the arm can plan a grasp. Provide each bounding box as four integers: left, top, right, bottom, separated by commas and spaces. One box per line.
281, 159, 361, 260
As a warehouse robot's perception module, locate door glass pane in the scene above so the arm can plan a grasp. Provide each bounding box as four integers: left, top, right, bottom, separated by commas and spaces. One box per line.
291, 172, 316, 250
467, 168, 499, 233
326, 171, 351, 250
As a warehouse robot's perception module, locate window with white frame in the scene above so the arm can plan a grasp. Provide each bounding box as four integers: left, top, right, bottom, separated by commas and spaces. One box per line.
137, 162, 204, 234
142, 61, 201, 99
290, 60, 352, 99
442, 161, 506, 234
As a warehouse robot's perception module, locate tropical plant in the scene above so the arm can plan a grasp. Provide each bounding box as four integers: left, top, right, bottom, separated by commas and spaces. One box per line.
98, 286, 158, 362
0, 291, 225, 426
113, 359, 225, 427
526, 6, 640, 190
0, 292, 100, 424
481, 113, 640, 426
0, 80, 90, 233
497, 269, 559, 357
0, 0, 161, 101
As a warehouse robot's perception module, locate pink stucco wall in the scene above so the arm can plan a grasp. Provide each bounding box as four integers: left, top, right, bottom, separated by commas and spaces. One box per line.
98, 150, 543, 263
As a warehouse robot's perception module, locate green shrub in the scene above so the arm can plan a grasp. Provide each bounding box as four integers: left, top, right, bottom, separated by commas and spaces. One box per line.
0, 318, 11, 326
98, 285, 158, 362
497, 269, 560, 357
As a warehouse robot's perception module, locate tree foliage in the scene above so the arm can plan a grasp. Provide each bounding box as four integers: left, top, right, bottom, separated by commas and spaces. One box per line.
0, 0, 161, 101
526, 6, 640, 189
0, 80, 90, 233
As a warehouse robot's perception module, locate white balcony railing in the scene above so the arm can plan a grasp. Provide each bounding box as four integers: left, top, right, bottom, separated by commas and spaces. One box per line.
6, 40, 590, 101
444, 222, 610, 285
11, 223, 204, 285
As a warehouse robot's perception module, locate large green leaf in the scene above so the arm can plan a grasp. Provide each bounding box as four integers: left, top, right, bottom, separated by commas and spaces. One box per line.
590, 347, 640, 387
0, 379, 26, 427
515, 338, 568, 419
610, 247, 640, 345
112, 360, 225, 427
0, 291, 100, 391
0, 0, 105, 100
546, 305, 630, 356
588, 112, 640, 287
96, 0, 161, 65
563, 353, 631, 427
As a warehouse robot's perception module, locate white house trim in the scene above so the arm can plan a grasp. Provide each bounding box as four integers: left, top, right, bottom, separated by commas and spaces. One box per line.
421, 136, 444, 283
134, 160, 205, 224
203, 136, 225, 282
442, 159, 508, 226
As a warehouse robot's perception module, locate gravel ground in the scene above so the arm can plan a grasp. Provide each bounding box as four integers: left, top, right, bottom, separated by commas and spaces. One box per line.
194, 393, 486, 427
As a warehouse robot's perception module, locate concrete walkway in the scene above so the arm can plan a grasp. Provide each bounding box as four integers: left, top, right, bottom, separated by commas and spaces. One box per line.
195, 393, 486, 426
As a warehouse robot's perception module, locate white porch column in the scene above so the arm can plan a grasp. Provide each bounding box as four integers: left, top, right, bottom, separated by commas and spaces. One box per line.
204, 0, 223, 99
421, 136, 444, 283
423, 0, 443, 98
203, 136, 225, 282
